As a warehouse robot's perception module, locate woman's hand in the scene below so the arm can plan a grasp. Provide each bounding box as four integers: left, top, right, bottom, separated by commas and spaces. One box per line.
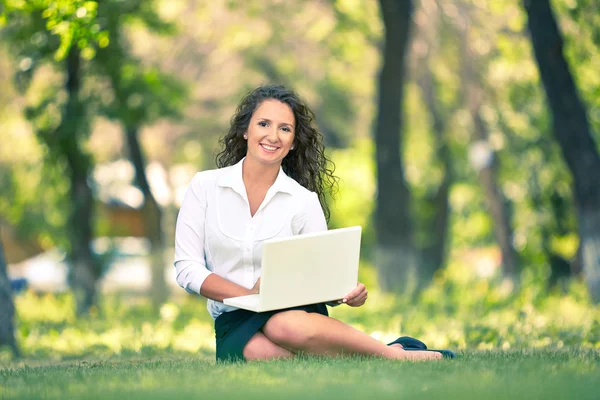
340, 282, 368, 307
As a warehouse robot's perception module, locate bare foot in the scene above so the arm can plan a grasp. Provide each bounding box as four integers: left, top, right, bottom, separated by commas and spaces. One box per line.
389, 343, 404, 349
391, 348, 442, 361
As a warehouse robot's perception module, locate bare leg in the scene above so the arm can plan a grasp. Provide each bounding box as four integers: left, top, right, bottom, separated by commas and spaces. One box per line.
243, 331, 295, 361
262, 311, 440, 361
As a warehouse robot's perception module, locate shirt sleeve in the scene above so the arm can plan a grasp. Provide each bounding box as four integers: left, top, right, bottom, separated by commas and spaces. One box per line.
299, 192, 328, 234
174, 173, 213, 295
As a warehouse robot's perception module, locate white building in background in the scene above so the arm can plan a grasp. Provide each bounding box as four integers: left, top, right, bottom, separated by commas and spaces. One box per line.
8, 236, 181, 295
8, 159, 199, 295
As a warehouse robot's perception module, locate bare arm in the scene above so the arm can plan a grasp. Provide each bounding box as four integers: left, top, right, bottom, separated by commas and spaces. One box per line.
200, 275, 260, 302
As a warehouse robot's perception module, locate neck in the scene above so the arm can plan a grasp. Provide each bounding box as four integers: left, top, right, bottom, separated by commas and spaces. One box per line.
242, 157, 280, 188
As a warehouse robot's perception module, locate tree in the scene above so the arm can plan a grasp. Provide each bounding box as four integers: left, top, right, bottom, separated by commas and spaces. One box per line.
410, 3, 457, 288
374, 0, 417, 293
415, 65, 453, 287
524, 0, 600, 301
1, 1, 184, 313
457, 15, 520, 282
1, 2, 103, 315
92, 0, 185, 311
0, 232, 20, 358
61, 46, 98, 315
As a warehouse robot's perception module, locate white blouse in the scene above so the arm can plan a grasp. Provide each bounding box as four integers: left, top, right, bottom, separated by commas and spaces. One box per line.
174, 157, 328, 319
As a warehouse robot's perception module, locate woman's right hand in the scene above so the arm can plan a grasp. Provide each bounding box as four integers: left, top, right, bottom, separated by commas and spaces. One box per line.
250, 278, 261, 294
199, 274, 261, 302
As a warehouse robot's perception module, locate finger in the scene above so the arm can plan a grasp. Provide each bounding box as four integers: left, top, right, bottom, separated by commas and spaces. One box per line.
352, 283, 365, 296
349, 292, 368, 307
347, 289, 368, 304
343, 289, 360, 302
344, 283, 366, 302
347, 297, 363, 307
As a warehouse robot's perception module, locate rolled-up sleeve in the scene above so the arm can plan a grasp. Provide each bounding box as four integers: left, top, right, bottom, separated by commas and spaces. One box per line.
174, 173, 212, 295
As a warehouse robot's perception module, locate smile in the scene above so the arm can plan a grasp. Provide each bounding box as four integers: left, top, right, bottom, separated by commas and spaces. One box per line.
260, 143, 280, 151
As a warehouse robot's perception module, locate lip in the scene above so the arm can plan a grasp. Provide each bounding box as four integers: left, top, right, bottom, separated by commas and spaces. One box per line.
259, 143, 280, 152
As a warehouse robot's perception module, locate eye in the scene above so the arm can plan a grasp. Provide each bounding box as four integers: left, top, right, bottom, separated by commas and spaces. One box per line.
281, 126, 291, 132
258, 121, 268, 127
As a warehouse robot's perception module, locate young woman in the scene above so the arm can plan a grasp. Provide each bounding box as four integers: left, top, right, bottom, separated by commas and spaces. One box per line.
174, 84, 449, 362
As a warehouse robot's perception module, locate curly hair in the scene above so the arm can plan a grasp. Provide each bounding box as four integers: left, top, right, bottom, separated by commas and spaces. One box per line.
216, 84, 338, 221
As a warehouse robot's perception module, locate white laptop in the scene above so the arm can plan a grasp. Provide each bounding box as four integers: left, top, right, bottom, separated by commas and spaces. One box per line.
223, 226, 361, 312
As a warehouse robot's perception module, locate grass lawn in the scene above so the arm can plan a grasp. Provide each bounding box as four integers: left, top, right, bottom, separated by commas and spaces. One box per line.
1, 349, 599, 399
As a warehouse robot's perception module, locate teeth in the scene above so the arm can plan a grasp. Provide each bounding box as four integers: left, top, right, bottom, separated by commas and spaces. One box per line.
261, 144, 277, 151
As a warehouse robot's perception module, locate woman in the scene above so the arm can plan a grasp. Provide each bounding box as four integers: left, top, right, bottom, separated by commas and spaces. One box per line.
174, 84, 448, 362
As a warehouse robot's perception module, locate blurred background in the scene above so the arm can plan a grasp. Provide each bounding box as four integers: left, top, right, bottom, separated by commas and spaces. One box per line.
0, 0, 599, 361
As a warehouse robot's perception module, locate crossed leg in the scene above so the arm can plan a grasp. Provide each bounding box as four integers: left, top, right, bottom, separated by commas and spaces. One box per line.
242, 310, 440, 361
242, 331, 295, 361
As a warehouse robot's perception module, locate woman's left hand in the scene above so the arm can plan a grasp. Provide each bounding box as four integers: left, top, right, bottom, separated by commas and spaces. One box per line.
340, 282, 368, 307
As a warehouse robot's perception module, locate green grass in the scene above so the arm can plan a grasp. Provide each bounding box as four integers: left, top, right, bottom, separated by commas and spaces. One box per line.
3, 264, 600, 399
1, 350, 599, 399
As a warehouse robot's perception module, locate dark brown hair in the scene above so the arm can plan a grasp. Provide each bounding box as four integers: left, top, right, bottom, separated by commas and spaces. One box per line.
216, 84, 338, 221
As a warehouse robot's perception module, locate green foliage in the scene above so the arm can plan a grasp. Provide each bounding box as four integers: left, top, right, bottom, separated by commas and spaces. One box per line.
0, 159, 70, 250
1, 0, 599, 313
1, 0, 185, 124
3, 261, 598, 363
90, 0, 186, 128
0, 0, 185, 253
1, 0, 107, 64
555, 0, 600, 146
328, 139, 376, 258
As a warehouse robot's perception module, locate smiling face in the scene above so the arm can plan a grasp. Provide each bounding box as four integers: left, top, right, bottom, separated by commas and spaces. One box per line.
244, 99, 296, 166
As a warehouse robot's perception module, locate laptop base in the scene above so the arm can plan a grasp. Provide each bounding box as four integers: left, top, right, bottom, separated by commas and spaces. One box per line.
223, 294, 261, 312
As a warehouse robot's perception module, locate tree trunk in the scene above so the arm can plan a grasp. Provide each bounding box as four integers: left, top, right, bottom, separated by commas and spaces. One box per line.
459, 22, 520, 282
524, 0, 600, 302
125, 126, 168, 310
469, 106, 520, 280
0, 233, 20, 358
416, 61, 452, 288
61, 48, 98, 316
419, 179, 450, 286
374, 0, 418, 294
530, 157, 576, 292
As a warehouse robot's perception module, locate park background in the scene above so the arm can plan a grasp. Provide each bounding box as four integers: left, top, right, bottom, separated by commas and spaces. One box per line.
0, 0, 599, 398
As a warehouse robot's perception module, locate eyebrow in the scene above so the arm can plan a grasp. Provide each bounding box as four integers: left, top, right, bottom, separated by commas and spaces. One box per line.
257, 118, 294, 128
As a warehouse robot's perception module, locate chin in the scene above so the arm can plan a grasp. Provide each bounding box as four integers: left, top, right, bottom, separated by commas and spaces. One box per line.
252, 149, 289, 164
247, 152, 279, 165
259, 156, 284, 165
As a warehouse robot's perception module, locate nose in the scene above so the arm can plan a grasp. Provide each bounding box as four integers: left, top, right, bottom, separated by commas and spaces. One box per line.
265, 127, 279, 143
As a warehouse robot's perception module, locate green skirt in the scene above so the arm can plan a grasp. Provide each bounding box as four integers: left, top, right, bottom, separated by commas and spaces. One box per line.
214, 303, 329, 362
